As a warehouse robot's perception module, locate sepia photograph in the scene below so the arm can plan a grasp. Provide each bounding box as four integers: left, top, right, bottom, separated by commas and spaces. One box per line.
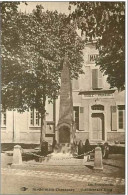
0, 1, 126, 194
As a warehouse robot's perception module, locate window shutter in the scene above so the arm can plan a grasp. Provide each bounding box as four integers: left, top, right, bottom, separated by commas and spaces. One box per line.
79, 107, 84, 130
111, 106, 117, 131
92, 69, 98, 89
98, 70, 103, 89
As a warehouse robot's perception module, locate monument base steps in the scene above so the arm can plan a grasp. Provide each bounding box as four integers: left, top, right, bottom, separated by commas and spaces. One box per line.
39, 143, 87, 165
53, 143, 77, 154
39, 155, 87, 165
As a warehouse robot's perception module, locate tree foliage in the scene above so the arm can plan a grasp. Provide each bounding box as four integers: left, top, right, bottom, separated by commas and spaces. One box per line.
1, 3, 84, 111
1, 3, 84, 142
69, 2, 125, 90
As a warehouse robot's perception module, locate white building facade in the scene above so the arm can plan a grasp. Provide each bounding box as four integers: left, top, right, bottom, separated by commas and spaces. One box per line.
1, 43, 125, 144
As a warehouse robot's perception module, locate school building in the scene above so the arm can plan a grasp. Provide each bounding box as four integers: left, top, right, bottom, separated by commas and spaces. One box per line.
1, 43, 125, 145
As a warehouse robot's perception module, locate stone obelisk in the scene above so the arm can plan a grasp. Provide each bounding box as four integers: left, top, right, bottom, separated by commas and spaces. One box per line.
56, 56, 75, 144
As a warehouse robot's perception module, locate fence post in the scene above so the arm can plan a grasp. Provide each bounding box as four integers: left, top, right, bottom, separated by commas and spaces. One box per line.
93, 146, 103, 170
13, 145, 22, 165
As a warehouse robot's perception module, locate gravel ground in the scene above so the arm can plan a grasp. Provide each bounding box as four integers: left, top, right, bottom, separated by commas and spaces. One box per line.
1, 173, 125, 195
1, 152, 125, 178
1, 151, 125, 194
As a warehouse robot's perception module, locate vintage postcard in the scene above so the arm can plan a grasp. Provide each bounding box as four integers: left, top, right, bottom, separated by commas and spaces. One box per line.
1, 1, 126, 194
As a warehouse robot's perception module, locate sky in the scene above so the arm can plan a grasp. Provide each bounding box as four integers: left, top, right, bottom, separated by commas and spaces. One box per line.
18, 2, 72, 15
18, 1, 81, 35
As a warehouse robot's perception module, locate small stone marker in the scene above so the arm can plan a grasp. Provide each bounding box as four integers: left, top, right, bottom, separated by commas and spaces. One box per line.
13, 145, 22, 165
93, 146, 103, 170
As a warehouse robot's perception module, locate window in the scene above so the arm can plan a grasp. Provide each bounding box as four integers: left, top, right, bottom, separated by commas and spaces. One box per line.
30, 109, 34, 125
30, 108, 40, 126
118, 105, 125, 129
111, 105, 125, 131
91, 105, 104, 111
88, 54, 98, 63
73, 107, 79, 130
111, 106, 117, 131
73, 106, 84, 131
1, 111, 6, 127
92, 69, 103, 89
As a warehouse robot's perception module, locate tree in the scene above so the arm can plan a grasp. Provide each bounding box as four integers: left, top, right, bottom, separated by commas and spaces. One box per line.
1, 3, 84, 148
69, 2, 125, 91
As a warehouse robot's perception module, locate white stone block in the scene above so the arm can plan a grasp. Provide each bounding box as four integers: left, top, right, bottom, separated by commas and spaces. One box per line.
13, 145, 22, 165
94, 146, 103, 170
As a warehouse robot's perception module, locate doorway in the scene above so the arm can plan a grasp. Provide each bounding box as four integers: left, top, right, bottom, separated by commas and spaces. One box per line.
91, 113, 104, 140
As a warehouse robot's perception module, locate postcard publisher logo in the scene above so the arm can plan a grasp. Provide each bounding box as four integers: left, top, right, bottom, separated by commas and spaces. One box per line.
20, 187, 28, 191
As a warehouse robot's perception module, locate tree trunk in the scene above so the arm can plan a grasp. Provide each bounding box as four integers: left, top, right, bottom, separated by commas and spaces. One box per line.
40, 93, 46, 144
40, 112, 48, 155
40, 112, 46, 143
40, 93, 47, 155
